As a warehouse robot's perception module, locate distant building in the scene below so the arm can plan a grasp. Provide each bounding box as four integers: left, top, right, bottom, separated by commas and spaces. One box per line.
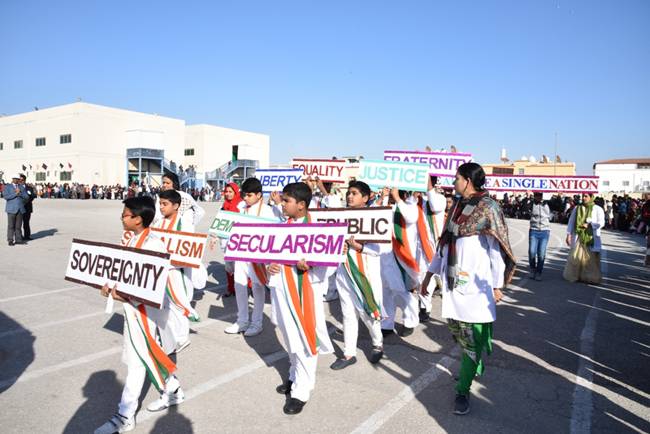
593, 158, 650, 194
0, 102, 270, 188
483, 156, 576, 177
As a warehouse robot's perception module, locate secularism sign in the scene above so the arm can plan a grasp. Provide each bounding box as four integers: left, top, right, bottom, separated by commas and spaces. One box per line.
254, 168, 304, 193
357, 159, 429, 192
208, 210, 278, 239
149, 228, 208, 269
291, 158, 348, 183
224, 222, 348, 267
383, 150, 473, 177
309, 207, 393, 243
65, 239, 170, 308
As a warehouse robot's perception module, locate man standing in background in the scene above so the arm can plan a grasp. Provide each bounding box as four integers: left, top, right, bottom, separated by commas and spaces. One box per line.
20, 174, 36, 241
3, 174, 28, 246
529, 191, 551, 281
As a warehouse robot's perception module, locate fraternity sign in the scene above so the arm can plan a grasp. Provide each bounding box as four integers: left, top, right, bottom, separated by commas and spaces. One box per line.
291, 158, 347, 183
224, 222, 348, 266
437, 174, 600, 194
65, 239, 170, 308
309, 207, 393, 243
209, 210, 278, 239
383, 150, 473, 177
357, 159, 429, 192
150, 228, 208, 269
255, 168, 304, 193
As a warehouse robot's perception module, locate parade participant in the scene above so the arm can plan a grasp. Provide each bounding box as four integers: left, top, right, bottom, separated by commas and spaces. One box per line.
153, 189, 200, 351
529, 191, 551, 281
376, 187, 419, 337
225, 177, 283, 336
266, 182, 334, 415
157, 172, 205, 226
95, 197, 184, 434
424, 162, 515, 415
220, 182, 242, 297
330, 181, 384, 370
4, 174, 28, 246
19, 174, 36, 241
564, 192, 605, 284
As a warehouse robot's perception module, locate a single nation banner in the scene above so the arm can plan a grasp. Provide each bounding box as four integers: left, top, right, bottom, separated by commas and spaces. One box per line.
65, 238, 170, 308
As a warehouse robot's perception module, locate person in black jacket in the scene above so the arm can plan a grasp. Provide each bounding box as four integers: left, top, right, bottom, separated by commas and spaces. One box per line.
19, 174, 36, 241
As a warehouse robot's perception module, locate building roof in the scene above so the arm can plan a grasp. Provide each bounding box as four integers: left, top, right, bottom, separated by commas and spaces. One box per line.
594, 158, 650, 165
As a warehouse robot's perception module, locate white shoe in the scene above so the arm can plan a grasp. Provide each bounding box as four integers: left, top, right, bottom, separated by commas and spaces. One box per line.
147, 387, 185, 412
94, 413, 135, 434
244, 324, 263, 337
174, 340, 191, 354
224, 322, 248, 334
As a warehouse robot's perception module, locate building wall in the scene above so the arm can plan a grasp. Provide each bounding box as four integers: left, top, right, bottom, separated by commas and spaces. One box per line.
594, 164, 650, 193
482, 160, 576, 176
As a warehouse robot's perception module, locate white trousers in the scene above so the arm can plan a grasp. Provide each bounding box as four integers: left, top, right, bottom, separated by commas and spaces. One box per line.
381, 287, 419, 330
288, 351, 318, 402
234, 261, 266, 328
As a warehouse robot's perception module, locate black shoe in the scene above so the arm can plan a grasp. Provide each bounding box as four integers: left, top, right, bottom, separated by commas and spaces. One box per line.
283, 397, 306, 415
8, 241, 15, 246
453, 393, 470, 415
14, 241, 26, 245
419, 308, 430, 323
276, 380, 293, 395
330, 356, 357, 370
400, 326, 414, 337
381, 329, 395, 338
369, 346, 383, 364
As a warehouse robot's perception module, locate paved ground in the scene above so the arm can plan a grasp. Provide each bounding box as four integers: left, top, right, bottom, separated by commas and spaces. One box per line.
0, 199, 648, 434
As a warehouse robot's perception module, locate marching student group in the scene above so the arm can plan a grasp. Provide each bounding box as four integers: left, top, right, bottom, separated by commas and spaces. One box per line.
94, 161, 515, 434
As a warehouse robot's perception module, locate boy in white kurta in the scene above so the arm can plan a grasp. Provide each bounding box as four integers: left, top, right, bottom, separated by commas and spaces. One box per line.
226, 177, 283, 336
266, 182, 334, 415
330, 181, 384, 370
95, 197, 184, 434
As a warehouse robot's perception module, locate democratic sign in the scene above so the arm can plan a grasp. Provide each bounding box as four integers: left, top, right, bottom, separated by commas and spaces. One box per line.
149, 228, 208, 268
209, 210, 278, 239
291, 158, 348, 183
224, 222, 348, 266
254, 168, 304, 193
383, 150, 473, 177
309, 207, 393, 243
357, 159, 429, 192
437, 174, 600, 194
65, 238, 170, 308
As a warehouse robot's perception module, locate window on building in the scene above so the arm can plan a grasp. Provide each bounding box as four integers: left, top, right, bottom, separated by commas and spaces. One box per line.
14, 140, 23, 149
60, 171, 72, 181
35, 172, 46, 181
493, 167, 514, 175
602, 181, 610, 186
518, 168, 525, 175
36, 137, 46, 147
60, 134, 72, 144
184, 148, 195, 156
622, 181, 630, 187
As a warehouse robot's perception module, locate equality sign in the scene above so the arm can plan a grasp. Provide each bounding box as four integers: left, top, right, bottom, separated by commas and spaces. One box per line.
357, 159, 429, 192
255, 168, 304, 193
436, 174, 600, 194
291, 158, 347, 183
224, 222, 348, 267
384, 150, 473, 177
150, 228, 208, 269
309, 207, 393, 243
65, 239, 170, 308
209, 210, 278, 239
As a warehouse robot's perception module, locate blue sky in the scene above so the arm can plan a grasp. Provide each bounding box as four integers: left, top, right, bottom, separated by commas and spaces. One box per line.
1, 0, 648, 174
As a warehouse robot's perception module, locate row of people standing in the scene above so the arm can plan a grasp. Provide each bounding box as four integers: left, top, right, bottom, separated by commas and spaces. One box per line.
3, 173, 35, 246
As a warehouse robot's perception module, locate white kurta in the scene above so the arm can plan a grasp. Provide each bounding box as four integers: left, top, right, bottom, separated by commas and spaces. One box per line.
430, 234, 505, 324
566, 205, 605, 253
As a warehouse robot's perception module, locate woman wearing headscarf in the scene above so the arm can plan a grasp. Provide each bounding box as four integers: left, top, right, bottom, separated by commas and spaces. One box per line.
564, 192, 605, 283
221, 182, 242, 296
422, 162, 515, 416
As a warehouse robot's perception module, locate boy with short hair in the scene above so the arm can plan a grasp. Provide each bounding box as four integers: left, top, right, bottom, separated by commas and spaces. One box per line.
266, 182, 334, 415
225, 177, 283, 336
95, 197, 183, 434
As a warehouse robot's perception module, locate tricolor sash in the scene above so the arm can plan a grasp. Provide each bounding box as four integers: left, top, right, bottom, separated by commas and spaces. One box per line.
416, 196, 437, 262
392, 206, 420, 290
342, 249, 381, 320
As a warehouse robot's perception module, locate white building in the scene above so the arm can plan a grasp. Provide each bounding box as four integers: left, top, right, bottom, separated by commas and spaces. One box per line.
594, 158, 650, 194
0, 102, 270, 187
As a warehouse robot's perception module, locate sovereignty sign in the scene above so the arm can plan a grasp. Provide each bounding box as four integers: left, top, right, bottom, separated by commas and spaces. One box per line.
309, 207, 393, 243
357, 159, 429, 192
383, 150, 473, 177
291, 158, 347, 183
65, 239, 170, 308
224, 222, 348, 266
255, 168, 304, 193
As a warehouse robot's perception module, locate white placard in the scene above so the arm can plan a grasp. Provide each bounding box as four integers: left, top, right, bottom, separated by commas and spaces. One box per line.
209, 210, 278, 239
383, 150, 473, 177
255, 168, 304, 193
357, 159, 429, 192
309, 207, 393, 243
150, 228, 208, 268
